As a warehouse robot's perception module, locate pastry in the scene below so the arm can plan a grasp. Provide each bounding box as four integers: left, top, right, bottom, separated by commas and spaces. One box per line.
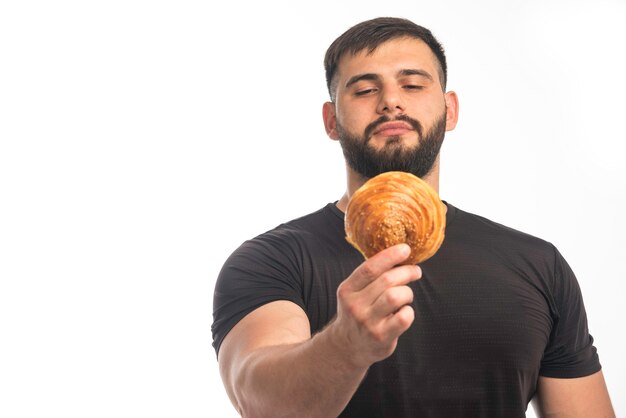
345, 171, 446, 265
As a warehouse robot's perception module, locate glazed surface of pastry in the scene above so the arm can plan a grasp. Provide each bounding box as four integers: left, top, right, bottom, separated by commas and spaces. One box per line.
345, 171, 446, 265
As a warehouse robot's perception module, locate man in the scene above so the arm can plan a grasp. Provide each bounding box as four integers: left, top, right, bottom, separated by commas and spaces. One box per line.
212, 17, 614, 417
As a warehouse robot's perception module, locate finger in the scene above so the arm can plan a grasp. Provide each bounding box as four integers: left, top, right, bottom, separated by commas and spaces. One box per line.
370, 285, 415, 319
344, 244, 412, 292
364, 264, 421, 298
384, 304, 415, 338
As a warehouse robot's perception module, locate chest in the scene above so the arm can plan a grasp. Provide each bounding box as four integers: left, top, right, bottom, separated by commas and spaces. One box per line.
411, 261, 552, 366
303, 247, 553, 355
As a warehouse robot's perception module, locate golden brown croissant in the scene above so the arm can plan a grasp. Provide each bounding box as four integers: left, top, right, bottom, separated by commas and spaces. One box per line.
345, 171, 446, 265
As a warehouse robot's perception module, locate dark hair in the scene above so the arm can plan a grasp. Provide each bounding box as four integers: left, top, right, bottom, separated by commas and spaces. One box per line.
324, 17, 447, 100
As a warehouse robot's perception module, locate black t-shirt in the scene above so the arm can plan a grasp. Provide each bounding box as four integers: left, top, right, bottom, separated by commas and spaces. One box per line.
212, 202, 600, 417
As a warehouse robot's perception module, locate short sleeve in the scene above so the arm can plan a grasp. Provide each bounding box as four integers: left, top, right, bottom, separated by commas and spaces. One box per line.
539, 247, 601, 378
211, 231, 306, 357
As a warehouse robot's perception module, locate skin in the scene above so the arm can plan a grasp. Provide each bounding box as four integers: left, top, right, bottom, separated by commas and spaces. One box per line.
218, 37, 615, 417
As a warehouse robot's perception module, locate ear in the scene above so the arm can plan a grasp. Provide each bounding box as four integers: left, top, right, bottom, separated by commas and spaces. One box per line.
322, 101, 339, 140
443, 91, 459, 132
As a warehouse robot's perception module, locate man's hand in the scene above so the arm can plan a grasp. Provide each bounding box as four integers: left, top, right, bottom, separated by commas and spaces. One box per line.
330, 243, 422, 368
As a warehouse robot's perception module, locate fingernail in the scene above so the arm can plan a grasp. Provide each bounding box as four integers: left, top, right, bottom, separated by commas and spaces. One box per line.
415, 265, 422, 278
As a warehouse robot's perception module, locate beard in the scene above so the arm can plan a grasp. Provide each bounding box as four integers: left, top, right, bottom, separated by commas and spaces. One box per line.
337, 111, 447, 180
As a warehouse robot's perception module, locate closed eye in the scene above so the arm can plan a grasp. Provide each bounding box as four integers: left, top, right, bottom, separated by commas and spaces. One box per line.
404, 85, 424, 91
355, 88, 378, 96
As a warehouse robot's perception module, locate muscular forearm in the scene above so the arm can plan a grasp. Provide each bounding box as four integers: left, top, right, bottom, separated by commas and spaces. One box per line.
232, 322, 367, 418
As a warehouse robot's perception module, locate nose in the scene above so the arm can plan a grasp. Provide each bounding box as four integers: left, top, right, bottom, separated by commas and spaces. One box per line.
376, 86, 405, 115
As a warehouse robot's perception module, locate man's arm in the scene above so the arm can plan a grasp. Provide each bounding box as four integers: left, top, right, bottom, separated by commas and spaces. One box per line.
532, 371, 615, 417
218, 244, 421, 418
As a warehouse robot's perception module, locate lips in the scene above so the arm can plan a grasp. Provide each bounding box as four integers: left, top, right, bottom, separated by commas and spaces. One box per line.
372, 121, 414, 136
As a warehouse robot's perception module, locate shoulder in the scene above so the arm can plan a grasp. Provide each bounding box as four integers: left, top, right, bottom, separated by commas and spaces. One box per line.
444, 203, 564, 281
448, 203, 556, 254
212, 206, 340, 357
221, 203, 342, 271
443, 203, 581, 312
236, 203, 341, 253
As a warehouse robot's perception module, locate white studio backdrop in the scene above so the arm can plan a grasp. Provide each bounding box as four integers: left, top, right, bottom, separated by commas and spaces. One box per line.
1, 1, 624, 417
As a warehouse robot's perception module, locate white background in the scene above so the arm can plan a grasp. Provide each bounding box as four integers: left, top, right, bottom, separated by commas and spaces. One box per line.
1, 0, 624, 417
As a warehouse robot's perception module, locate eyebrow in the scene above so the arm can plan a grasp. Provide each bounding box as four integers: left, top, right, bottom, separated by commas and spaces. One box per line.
345, 73, 380, 89
344, 69, 434, 89
399, 68, 433, 81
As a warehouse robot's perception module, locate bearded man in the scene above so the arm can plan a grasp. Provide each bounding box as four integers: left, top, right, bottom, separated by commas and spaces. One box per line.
212, 17, 614, 417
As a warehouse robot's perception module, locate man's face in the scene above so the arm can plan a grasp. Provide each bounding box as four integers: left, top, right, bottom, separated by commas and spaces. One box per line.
324, 37, 457, 179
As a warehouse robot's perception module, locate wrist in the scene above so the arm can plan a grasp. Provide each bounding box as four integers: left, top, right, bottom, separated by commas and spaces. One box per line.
321, 319, 371, 373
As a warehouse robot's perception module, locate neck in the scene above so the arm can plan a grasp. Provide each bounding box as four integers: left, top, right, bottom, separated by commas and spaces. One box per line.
336, 157, 441, 213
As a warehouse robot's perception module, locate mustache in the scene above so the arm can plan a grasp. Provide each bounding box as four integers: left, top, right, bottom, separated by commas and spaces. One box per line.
363, 114, 424, 142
